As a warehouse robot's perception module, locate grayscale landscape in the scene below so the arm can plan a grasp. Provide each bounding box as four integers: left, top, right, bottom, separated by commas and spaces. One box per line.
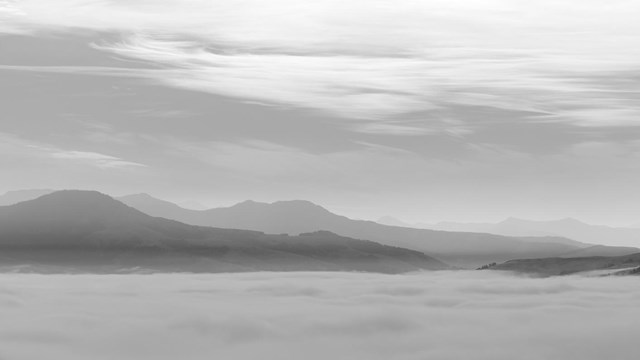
1, 0, 639, 359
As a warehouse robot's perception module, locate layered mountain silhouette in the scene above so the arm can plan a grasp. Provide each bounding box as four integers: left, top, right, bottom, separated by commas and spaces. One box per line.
486, 252, 640, 276
0, 191, 448, 273
5, 190, 636, 268
432, 217, 640, 248
114, 194, 624, 268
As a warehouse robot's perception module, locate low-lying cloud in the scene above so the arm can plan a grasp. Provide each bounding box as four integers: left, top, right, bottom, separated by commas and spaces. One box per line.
0, 271, 637, 360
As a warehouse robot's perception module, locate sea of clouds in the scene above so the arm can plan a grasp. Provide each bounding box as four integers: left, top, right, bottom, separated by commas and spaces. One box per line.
0, 271, 638, 360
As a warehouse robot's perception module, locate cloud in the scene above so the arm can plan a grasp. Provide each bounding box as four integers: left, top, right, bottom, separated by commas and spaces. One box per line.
95, 34, 640, 127
2, 0, 640, 131
352, 121, 473, 137
50, 150, 146, 169
352, 123, 437, 136
0, 0, 21, 14
0, 271, 638, 360
2, 1, 640, 225
94, 35, 438, 119
0, 132, 145, 169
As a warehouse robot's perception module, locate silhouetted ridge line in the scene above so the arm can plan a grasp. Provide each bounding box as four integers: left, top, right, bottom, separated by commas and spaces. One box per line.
3, 189, 637, 268
0, 190, 448, 273
117, 193, 612, 268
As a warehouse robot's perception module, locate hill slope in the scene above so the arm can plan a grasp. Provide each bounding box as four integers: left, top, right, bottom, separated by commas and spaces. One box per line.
488, 253, 640, 276
0, 191, 448, 273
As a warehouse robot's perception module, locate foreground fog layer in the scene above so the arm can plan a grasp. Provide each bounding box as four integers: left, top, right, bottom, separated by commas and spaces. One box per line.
0, 271, 638, 360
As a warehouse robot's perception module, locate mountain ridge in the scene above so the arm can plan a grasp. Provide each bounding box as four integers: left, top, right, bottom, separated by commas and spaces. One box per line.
0, 191, 448, 273
4, 189, 637, 268
432, 217, 640, 248
114, 193, 607, 268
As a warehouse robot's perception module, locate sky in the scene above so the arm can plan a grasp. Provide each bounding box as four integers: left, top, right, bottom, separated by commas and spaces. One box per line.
1, 0, 640, 225
1, 271, 639, 360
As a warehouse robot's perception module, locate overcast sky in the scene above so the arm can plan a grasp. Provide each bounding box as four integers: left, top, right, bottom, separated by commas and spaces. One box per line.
1, 0, 640, 225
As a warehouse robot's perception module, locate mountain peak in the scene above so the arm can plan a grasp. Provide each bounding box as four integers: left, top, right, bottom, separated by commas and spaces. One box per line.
377, 216, 412, 227
271, 200, 331, 212
299, 230, 341, 237
228, 199, 331, 214
9, 190, 146, 220
232, 200, 263, 207
555, 217, 586, 225
36, 189, 114, 202
500, 217, 529, 224
118, 193, 188, 210
120, 192, 156, 200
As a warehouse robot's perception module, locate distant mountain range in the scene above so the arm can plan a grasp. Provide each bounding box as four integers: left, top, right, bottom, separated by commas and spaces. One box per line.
114, 194, 631, 268
3, 189, 638, 269
0, 191, 447, 273
430, 217, 640, 248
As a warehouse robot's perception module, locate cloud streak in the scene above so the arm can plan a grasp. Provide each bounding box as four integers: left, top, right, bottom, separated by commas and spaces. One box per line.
0, 132, 146, 169
5, 0, 640, 135
50, 150, 146, 169
2, 1, 640, 225
2, 0, 640, 131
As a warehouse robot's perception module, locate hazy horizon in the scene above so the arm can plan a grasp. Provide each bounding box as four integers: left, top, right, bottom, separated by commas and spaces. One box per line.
2, 0, 640, 226
2, 187, 640, 229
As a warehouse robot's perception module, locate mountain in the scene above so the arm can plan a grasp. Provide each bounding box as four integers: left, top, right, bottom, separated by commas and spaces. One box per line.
6, 190, 633, 268
0, 191, 447, 273
178, 200, 209, 210
561, 245, 640, 258
377, 216, 433, 229
487, 253, 640, 276
117, 195, 603, 268
0, 189, 55, 206
377, 216, 415, 228
432, 217, 640, 248
116, 193, 191, 216
0, 190, 206, 212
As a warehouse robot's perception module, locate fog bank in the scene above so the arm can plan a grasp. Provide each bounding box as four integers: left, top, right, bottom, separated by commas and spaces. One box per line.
0, 271, 638, 360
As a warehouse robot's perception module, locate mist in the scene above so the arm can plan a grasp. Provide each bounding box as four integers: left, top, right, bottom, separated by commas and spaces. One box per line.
1, 271, 637, 360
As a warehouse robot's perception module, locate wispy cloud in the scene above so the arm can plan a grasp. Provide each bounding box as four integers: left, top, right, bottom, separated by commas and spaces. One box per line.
3, 1, 640, 223
95, 34, 640, 128
0, 132, 145, 169
2, 0, 640, 133
352, 123, 437, 136
49, 150, 146, 169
